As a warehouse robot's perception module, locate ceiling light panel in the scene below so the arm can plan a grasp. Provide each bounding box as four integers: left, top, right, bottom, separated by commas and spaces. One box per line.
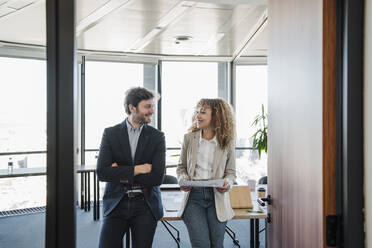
197, 5, 257, 54
143, 3, 234, 55
0, 0, 44, 44
76, 0, 112, 23
0, 7, 15, 18
157, 1, 194, 28
205, 4, 266, 56
128, 1, 195, 52
77, 0, 180, 52
193, 0, 266, 4
6, 0, 34, 10
76, 0, 132, 36
159, 6, 232, 40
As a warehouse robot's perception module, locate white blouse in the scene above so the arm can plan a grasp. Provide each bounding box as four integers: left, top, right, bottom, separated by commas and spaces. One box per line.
193, 132, 217, 180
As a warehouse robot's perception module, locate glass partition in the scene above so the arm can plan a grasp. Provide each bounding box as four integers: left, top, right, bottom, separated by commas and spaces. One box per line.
235, 65, 268, 184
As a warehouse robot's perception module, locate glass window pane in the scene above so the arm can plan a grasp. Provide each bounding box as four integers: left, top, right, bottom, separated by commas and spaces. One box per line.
235, 65, 268, 183
85, 61, 143, 150
161, 62, 218, 148
0, 153, 46, 169
85, 150, 99, 165
0, 57, 47, 210
0, 58, 46, 156
0, 55, 46, 247
236, 150, 267, 184
236, 65, 268, 147
0, 176, 46, 211
0, 2, 47, 246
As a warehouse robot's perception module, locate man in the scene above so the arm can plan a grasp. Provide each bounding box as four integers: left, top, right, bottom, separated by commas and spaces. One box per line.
97, 87, 165, 248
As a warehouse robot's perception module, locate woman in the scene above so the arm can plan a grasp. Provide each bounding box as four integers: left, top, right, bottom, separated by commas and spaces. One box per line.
177, 98, 236, 248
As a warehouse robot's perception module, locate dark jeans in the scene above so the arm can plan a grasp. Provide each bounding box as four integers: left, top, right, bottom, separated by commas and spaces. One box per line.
183, 187, 227, 248
98, 195, 157, 248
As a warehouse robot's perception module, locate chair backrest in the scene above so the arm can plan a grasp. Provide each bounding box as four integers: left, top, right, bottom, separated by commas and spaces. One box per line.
258, 176, 267, 185
162, 174, 178, 184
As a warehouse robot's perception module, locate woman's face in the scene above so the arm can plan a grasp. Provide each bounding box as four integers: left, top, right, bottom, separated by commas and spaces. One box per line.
196, 106, 213, 129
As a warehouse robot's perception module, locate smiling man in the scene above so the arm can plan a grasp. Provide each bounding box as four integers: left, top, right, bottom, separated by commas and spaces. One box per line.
97, 87, 165, 248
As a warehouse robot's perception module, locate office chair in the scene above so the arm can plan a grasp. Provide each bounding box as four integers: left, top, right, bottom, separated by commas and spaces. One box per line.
162, 174, 178, 184
258, 176, 267, 185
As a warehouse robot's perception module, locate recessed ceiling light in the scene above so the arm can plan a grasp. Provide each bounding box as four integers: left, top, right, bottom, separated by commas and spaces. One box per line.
174, 35, 193, 42
128, 1, 195, 52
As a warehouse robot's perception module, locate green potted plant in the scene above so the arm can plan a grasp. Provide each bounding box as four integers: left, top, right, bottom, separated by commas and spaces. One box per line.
251, 104, 267, 158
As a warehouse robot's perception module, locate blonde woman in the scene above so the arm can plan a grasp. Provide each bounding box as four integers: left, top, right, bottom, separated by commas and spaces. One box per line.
177, 98, 236, 248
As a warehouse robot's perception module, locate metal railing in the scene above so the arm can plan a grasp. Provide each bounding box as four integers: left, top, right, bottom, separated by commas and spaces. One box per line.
0, 151, 46, 156
0, 147, 253, 157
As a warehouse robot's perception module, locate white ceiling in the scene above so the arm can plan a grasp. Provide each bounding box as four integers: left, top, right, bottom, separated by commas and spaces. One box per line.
0, 0, 267, 59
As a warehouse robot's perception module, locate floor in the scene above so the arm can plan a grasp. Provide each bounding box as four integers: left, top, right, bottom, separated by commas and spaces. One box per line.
0, 207, 266, 248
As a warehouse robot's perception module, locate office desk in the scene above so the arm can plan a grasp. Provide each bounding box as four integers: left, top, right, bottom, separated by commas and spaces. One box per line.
158, 185, 267, 248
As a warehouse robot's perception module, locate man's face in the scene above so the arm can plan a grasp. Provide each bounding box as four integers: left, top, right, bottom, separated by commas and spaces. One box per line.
131, 99, 154, 124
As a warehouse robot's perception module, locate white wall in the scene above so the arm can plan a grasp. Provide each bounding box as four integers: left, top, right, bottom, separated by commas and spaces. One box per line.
365, 0, 372, 247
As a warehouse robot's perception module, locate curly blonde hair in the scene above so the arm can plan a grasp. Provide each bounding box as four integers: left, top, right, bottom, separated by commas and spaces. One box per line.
189, 98, 235, 150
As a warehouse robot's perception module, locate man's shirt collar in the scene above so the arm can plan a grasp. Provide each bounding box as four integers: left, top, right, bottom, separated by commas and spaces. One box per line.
126, 117, 144, 133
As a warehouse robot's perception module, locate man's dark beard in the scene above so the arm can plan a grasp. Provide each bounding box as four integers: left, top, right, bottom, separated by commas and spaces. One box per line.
133, 112, 147, 125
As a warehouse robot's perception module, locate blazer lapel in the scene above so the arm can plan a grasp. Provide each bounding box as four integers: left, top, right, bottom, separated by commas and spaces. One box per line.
118, 121, 133, 163
189, 131, 200, 178
212, 145, 224, 178
133, 125, 149, 164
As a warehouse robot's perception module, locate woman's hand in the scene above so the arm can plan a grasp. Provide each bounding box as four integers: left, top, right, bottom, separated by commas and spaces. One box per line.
180, 186, 192, 192
216, 180, 229, 193
179, 178, 192, 191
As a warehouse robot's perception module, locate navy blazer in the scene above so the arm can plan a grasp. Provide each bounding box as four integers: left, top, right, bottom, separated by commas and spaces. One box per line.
96, 120, 166, 220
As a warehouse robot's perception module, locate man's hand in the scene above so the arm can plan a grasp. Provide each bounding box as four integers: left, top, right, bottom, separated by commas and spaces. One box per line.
180, 186, 192, 192
134, 163, 152, 176
111, 162, 118, 167
216, 180, 229, 193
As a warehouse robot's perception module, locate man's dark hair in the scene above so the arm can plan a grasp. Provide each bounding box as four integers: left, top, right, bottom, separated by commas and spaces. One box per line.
124, 87, 154, 115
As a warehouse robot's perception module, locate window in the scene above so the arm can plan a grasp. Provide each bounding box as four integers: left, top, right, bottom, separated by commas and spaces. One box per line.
161, 61, 218, 167
235, 65, 268, 183
84, 61, 144, 164
161, 61, 218, 147
0, 57, 47, 210
0, 57, 46, 167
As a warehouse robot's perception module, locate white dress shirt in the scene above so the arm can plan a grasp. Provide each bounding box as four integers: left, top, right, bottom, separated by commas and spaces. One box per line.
126, 117, 143, 161
192, 131, 233, 188
193, 132, 217, 180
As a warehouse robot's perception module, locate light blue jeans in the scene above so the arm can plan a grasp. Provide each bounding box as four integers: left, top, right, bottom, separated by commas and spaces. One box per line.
182, 187, 227, 248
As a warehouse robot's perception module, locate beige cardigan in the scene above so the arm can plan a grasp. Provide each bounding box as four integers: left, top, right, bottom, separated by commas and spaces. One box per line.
176, 131, 236, 222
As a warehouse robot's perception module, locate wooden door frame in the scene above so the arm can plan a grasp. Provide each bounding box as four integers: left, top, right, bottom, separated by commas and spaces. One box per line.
323, 1, 338, 247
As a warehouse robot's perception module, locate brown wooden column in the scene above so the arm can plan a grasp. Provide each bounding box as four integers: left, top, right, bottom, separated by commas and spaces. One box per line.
323, 0, 337, 247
